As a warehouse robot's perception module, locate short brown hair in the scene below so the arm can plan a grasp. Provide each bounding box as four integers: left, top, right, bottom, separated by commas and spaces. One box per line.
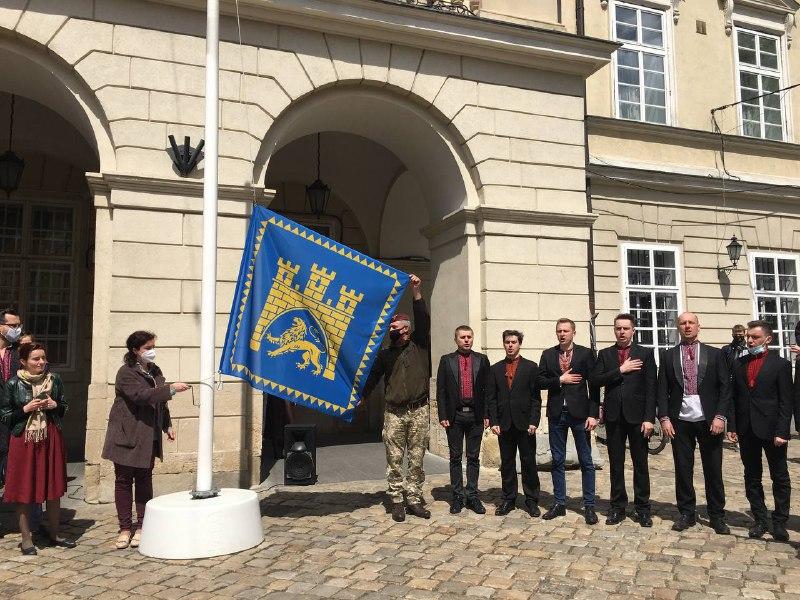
747, 319, 774, 340
454, 325, 473, 335
556, 318, 576, 331
502, 329, 523, 343
19, 342, 46, 362
614, 313, 636, 328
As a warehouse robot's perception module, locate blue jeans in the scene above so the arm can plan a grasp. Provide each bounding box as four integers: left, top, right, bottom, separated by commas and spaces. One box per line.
549, 410, 595, 507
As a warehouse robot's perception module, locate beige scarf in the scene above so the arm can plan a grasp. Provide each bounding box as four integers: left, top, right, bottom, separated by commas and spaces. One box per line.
17, 370, 53, 443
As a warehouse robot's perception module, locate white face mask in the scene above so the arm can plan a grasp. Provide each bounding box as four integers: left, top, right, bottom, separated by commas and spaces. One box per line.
747, 344, 766, 356
139, 349, 156, 363
4, 327, 21, 343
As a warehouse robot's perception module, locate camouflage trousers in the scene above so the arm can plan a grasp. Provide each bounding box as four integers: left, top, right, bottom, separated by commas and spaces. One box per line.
382, 402, 429, 504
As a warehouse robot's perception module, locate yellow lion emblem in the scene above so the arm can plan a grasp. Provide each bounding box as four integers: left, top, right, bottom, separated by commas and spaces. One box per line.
265, 316, 325, 376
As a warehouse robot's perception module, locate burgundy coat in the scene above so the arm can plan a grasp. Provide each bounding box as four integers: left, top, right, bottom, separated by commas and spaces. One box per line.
101, 362, 173, 469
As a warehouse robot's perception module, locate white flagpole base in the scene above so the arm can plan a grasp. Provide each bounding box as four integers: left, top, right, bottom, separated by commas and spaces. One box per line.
138, 488, 263, 559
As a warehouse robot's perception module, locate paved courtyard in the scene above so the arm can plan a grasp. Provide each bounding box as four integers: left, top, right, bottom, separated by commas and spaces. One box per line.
0, 440, 799, 600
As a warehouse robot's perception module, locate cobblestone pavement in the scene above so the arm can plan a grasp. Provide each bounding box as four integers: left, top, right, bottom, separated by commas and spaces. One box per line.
1, 441, 799, 599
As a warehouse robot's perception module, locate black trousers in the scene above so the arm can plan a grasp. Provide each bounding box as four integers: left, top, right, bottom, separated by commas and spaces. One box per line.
605, 418, 650, 512
446, 411, 483, 500
498, 427, 540, 503
738, 427, 791, 525
672, 419, 725, 520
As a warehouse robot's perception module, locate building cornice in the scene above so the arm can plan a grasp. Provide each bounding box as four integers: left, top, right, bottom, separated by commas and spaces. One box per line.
587, 115, 800, 160
152, 0, 619, 76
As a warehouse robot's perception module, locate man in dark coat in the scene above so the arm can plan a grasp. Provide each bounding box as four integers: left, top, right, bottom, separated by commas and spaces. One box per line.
657, 312, 732, 534
0, 308, 21, 488
486, 330, 542, 517
538, 318, 600, 524
436, 325, 491, 514
728, 320, 793, 542
590, 313, 657, 527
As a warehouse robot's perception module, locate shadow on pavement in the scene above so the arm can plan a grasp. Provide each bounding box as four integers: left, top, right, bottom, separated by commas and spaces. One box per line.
260, 490, 385, 518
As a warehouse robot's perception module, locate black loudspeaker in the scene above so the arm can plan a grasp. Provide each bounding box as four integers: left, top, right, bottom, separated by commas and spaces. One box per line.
283, 424, 317, 485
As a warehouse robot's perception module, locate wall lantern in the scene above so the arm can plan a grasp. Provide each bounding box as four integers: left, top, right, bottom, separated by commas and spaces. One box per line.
717, 235, 743, 274
305, 133, 331, 218
0, 95, 24, 197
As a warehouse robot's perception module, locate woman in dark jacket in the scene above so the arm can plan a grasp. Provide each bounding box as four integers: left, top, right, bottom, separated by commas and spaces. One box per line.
0, 342, 75, 554
102, 331, 189, 549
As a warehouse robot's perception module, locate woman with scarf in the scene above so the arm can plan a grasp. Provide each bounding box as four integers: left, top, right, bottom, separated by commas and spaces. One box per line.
102, 331, 189, 550
0, 342, 74, 554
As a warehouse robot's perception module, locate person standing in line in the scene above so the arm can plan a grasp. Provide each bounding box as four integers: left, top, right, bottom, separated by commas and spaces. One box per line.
728, 320, 792, 542
102, 331, 190, 549
721, 324, 748, 369
656, 312, 732, 534
538, 318, 600, 524
363, 275, 431, 523
486, 330, 542, 517
590, 314, 657, 527
436, 325, 491, 515
0, 308, 22, 489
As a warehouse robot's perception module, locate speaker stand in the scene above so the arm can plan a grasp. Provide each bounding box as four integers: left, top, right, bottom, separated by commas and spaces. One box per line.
138, 488, 263, 559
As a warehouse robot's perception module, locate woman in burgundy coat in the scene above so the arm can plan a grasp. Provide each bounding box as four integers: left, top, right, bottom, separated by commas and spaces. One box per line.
102, 331, 189, 549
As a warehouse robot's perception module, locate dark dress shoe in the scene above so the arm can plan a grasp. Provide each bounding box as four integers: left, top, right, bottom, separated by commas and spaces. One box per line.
525, 500, 540, 517
635, 512, 653, 528
48, 537, 77, 548
772, 524, 789, 542
605, 509, 625, 525
407, 503, 431, 519
465, 498, 486, 515
391, 503, 406, 522
709, 520, 730, 535
542, 503, 566, 520
450, 499, 464, 514
584, 507, 598, 525
495, 500, 515, 516
19, 543, 37, 555
748, 522, 768, 539
671, 513, 696, 532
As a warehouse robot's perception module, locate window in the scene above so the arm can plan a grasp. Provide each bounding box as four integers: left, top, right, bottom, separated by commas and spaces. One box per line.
0, 202, 75, 366
622, 244, 682, 353
736, 28, 785, 140
751, 253, 799, 357
612, 2, 669, 124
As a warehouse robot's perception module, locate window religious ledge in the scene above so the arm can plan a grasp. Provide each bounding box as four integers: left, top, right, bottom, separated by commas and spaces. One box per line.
601, 0, 682, 24
723, 0, 799, 47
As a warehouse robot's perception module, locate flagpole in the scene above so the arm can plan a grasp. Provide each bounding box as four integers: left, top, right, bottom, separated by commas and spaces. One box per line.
136, 0, 262, 559
195, 0, 219, 497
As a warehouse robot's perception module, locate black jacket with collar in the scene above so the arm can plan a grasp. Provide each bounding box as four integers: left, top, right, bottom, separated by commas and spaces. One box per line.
538, 344, 600, 420
590, 343, 657, 424
730, 350, 793, 441
656, 342, 732, 424
486, 356, 541, 432
436, 350, 491, 423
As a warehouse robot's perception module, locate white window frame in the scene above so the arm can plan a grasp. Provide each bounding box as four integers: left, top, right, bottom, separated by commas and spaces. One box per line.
733, 26, 790, 142
620, 242, 684, 356
749, 251, 800, 358
609, 0, 676, 126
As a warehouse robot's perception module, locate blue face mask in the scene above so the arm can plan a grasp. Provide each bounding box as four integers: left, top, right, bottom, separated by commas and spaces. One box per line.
748, 344, 766, 356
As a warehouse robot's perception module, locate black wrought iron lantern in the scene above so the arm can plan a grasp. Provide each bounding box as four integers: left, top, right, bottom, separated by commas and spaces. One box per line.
306, 133, 331, 218
726, 235, 743, 266
0, 95, 24, 197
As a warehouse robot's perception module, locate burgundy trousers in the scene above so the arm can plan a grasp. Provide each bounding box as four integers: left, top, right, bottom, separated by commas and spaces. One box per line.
113, 448, 156, 531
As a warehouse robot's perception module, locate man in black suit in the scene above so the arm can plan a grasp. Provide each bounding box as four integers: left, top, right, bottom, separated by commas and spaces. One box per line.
486, 330, 542, 517
437, 325, 491, 515
538, 318, 600, 524
591, 313, 657, 527
657, 312, 731, 534
728, 320, 792, 542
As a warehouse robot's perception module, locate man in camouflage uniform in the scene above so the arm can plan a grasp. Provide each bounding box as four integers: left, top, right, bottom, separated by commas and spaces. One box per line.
363, 275, 431, 522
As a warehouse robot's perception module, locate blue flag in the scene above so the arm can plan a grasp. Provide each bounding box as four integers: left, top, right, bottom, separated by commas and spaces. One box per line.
220, 206, 410, 422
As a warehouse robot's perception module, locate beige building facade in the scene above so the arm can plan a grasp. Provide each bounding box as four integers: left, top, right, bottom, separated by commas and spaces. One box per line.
0, 0, 618, 499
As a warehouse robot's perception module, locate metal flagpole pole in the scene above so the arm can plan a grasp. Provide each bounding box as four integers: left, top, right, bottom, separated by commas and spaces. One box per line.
195, 0, 219, 497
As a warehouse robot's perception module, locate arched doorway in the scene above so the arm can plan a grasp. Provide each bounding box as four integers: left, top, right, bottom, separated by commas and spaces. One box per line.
257, 86, 480, 455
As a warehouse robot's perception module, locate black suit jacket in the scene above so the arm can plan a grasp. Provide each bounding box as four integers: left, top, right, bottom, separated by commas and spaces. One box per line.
436, 351, 491, 423
486, 357, 541, 432
794, 362, 800, 433
591, 344, 657, 424
538, 344, 600, 420
730, 351, 793, 440
656, 343, 731, 424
